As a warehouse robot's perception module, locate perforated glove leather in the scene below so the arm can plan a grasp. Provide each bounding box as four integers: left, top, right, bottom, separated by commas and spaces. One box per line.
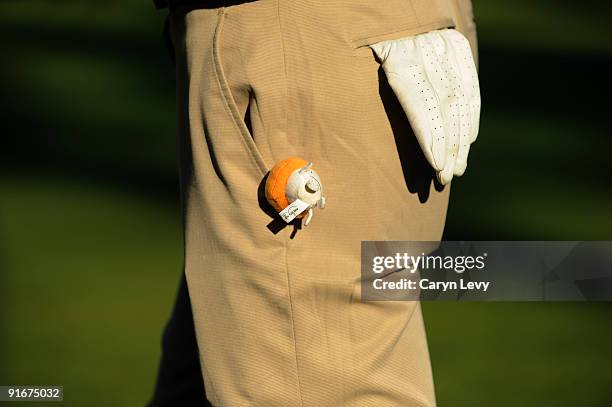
371, 28, 481, 185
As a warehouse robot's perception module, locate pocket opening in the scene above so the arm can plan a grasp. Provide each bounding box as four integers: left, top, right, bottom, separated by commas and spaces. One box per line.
244, 94, 254, 138
212, 9, 270, 177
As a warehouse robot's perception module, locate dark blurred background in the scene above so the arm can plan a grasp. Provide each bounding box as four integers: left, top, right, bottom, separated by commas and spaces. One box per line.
1, 0, 612, 406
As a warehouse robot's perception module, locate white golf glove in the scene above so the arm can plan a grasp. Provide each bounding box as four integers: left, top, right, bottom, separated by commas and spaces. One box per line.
370, 28, 481, 185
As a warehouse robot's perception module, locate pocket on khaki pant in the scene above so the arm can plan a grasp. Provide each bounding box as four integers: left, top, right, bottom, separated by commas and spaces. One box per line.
211, 8, 271, 177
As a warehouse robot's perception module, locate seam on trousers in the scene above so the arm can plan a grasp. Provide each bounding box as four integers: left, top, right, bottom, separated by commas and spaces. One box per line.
283, 243, 306, 406
276, 3, 303, 403
212, 8, 268, 178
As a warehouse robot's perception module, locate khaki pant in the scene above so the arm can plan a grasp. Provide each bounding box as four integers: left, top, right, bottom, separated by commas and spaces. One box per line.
169, 1, 477, 405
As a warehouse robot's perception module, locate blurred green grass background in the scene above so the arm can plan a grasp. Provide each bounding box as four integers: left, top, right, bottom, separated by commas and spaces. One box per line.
1, 0, 611, 406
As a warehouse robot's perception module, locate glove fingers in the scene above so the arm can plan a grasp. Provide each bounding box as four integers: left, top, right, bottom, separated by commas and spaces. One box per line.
454, 142, 471, 176
416, 33, 457, 171
373, 38, 447, 171
453, 98, 470, 176
423, 31, 462, 184
446, 30, 481, 144
438, 126, 459, 185
370, 29, 482, 180
437, 157, 456, 185
469, 90, 481, 144
442, 32, 472, 176
386, 68, 446, 171
454, 90, 472, 176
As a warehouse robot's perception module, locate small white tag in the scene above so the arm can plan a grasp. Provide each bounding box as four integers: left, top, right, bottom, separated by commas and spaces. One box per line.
279, 199, 310, 223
